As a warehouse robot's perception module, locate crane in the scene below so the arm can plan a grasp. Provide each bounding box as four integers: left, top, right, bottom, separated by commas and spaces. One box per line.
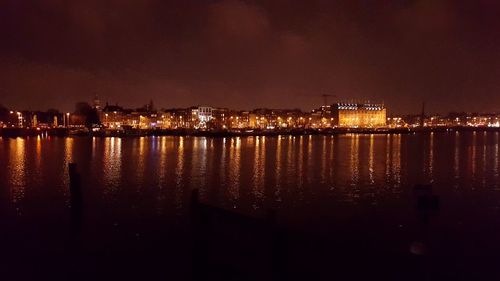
321, 94, 336, 106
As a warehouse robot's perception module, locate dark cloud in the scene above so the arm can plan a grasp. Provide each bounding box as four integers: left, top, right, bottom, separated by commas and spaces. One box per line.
1, 0, 500, 113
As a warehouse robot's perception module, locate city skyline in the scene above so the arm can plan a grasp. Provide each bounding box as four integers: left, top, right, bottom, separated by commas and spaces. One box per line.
1, 1, 500, 114
1, 96, 500, 116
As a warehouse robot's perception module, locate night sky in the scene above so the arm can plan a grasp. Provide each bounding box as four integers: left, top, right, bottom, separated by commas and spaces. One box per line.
1, 0, 500, 114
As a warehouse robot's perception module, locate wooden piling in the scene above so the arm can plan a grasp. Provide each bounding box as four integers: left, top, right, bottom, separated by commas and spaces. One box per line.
68, 163, 83, 209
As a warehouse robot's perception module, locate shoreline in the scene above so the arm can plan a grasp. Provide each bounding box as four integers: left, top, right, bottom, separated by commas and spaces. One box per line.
1, 126, 499, 138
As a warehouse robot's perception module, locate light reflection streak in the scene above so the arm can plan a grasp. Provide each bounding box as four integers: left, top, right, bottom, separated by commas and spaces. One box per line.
329, 136, 335, 188
252, 136, 265, 208
156, 137, 168, 214
454, 132, 460, 187
63, 138, 74, 192
472, 132, 477, 179
368, 134, 374, 185
321, 136, 327, 184
64, 137, 74, 165
306, 135, 313, 186
35, 136, 42, 173
350, 135, 359, 188
190, 138, 201, 191
137, 137, 146, 186
227, 137, 241, 204
103, 137, 122, 194
297, 136, 304, 190
494, 133, 499, 189
385, 135, 391, 182
199, 137, 208, 191
392, 134, 401, 187
205, 138, 216, 200
275, 136, 282, 201
482, 132, 487, 188
158, 137, 168, 186
10, 139, 26, 207
92, 137, 97, 159
174, 137, 185, 209
219, 138, 227, 189
428, 132, 434, 182
286, 136, 294, 188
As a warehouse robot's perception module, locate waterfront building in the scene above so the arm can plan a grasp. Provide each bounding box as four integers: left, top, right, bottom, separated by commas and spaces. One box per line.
310, 106, 335, 128
101, 104, 125, 129
331, 102, 387, 128
387, 117, 406, 128
162, 108, 190, 129
229, 112, 246, 129
198, 107, 213, 123
190, 106, 213, 129
210, 108, 230, 129
247, 108, 304, 129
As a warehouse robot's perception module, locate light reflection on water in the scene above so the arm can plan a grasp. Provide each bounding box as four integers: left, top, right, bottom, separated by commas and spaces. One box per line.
103, 137, 122, 195
495, 133, 499, 189
275, 136, 282, 201
454, 132, 460, 187
1, 133, 500, 217
228, 137, 241, 206
10, 138, 26, 206
368, 135, 374, 186
472, 131, 477, 180
350, 134, 359, 189
392, 134, 401, 188
428, 132, 434, 181
252, 136, 265, 208
174, 137, 185, 209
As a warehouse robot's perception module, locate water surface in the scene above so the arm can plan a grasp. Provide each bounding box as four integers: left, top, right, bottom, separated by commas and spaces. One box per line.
1, 133, 500, 280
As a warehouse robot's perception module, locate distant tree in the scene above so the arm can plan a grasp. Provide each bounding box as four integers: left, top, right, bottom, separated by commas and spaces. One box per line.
75, 102, 91, 115
74, 102, 101, 129
47, 108, 60, 115
0, 104, 9, 122
148, 99, 155, 112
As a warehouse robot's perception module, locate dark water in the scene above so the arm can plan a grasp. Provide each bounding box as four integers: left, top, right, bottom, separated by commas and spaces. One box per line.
1, 132, 500, 280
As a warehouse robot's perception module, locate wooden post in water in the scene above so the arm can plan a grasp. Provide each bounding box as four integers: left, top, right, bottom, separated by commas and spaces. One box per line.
68, 163, 83, 209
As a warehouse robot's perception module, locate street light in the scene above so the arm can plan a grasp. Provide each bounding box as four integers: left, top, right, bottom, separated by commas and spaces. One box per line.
66, 113, 70, 127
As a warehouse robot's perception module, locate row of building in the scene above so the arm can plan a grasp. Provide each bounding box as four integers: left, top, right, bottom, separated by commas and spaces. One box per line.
97, 102, 388, 130
388, 113, 500, 128
3, 97, 499, 131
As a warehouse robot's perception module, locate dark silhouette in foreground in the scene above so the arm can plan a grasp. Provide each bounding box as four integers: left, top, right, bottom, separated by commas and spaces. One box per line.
190, 189, 288, 281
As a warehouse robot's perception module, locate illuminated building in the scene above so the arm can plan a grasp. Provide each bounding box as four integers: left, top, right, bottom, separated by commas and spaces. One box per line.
247, 108, 304, 129
198, 107, 213, 123
190, 106, 213, 129
248, 114, 257, 128
101, 104, 125, 129
162, 108, 190, 129
332, 102, 387, 128
387, 117, 406, 128
310, 106, 335, 128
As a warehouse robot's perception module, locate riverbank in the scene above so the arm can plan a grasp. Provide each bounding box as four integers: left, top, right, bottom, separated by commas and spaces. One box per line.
1, 126, 499, 138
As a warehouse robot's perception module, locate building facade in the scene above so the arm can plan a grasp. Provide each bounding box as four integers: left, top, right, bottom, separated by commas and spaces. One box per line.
332, 102, 387, 128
